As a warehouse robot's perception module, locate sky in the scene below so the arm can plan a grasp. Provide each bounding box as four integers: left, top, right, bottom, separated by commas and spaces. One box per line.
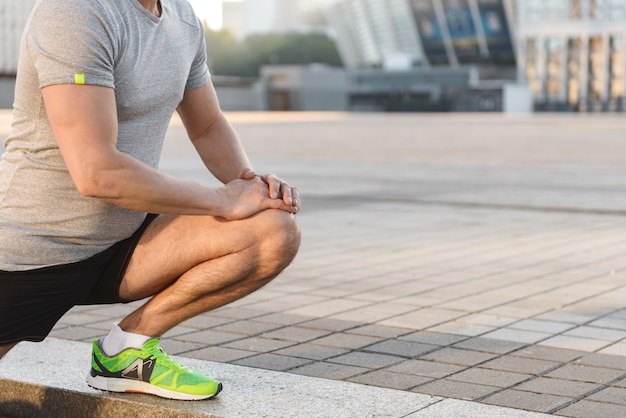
187, 0, 224, 29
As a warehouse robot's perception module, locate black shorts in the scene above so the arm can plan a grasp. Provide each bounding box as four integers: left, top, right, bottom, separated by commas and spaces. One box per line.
0, 214, 158, 346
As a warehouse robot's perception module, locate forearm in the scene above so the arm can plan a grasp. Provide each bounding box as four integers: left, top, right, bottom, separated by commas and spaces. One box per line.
191, 113, 252, 184
81, 151, 224, 216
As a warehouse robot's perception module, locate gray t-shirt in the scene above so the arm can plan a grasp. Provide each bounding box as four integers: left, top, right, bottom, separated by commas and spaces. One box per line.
0, 0, 210, 270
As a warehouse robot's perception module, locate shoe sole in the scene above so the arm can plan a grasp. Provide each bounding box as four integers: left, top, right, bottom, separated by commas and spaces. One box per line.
87, 374, 223, 401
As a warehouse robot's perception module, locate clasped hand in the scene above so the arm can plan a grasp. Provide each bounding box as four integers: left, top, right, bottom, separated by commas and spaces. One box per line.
218, 168, 300, 220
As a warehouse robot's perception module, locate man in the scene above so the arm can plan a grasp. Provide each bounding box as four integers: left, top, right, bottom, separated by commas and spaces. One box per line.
0, 0, 301, 401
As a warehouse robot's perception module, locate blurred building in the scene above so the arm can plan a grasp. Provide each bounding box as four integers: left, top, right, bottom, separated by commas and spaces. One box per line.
222, 1, 247, 40
299, 0, 335, 26
518, 0, 626, 111
325, 0, 626, 112
327, 0, 517, 70
259, 64, 348, 111
327, 0, 424, 70
222, 0, 335, 39
325, 0, 526, 112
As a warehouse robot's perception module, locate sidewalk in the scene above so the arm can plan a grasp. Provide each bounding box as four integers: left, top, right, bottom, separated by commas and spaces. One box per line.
2, 111, 626, 417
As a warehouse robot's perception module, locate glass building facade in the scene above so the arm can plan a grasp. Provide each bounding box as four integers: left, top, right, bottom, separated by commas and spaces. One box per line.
327, 0, 424, 70
327, 0, 517, 70
517, 0, 626, 111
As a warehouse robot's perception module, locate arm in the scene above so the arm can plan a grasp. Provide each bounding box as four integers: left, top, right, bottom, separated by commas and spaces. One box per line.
42, 83, 296, 218
176, 80, 252, 184
177, 81, 300, 211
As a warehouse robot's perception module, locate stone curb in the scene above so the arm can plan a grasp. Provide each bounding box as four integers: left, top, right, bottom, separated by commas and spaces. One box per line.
0, 338, 550, 418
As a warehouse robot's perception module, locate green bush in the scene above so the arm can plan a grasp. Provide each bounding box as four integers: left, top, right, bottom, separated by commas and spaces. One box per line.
205, 28, 343, 77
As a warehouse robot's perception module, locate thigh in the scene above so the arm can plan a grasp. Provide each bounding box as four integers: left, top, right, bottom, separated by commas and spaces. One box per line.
118, 213, 262, 302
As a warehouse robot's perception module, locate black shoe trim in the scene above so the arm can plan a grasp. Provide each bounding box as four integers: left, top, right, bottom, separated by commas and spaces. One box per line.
91, 346, 155, 383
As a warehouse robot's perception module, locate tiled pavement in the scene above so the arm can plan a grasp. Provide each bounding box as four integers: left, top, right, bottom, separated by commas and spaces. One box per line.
3, 111, 626, 416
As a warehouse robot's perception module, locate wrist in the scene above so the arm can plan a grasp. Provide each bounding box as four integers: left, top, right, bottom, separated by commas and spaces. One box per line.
206, 187, 227, 218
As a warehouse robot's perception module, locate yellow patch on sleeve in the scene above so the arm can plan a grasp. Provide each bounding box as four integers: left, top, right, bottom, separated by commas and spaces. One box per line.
74, 74, 86, 85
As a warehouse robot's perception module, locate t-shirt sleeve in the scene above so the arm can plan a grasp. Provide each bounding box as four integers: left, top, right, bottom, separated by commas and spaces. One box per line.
25, 0, 115, 89
185, 17, 211, 90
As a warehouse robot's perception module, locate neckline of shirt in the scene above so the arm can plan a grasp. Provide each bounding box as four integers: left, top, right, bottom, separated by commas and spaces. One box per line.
130, 0, 163, 23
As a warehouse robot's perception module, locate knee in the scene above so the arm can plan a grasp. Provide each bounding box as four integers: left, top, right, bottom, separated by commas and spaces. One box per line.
254, 209, 301, 276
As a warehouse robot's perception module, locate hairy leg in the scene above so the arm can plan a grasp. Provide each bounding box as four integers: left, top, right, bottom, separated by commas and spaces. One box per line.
0, 343, 17, 360
117, 209, 300, 337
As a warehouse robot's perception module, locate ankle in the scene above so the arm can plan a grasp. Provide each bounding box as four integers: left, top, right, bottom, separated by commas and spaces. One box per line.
101, 322, 152, 356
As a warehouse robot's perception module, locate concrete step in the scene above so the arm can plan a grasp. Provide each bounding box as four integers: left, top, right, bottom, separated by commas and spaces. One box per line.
0, 338, 550, 418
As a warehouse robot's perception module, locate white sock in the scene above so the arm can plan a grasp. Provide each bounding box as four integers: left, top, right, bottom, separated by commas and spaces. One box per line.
101, 322, 152, 357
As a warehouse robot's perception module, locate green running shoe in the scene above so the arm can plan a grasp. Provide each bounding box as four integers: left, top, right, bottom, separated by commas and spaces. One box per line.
87, 338, 222, 400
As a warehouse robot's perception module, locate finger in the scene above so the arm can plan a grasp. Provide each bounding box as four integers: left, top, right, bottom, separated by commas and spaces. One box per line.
281, 184, 293, 206
267, 199, 298, 213
265, 175, 281, 200
291, 187, 301, 209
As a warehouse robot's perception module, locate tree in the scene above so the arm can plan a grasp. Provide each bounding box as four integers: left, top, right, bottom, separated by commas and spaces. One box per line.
205, 29, 343, 77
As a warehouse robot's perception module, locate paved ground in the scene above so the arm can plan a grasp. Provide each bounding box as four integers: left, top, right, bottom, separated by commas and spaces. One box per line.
2, 111, 626, 416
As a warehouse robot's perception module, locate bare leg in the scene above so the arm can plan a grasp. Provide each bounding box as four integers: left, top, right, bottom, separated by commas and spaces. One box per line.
117, 209, 300, 336
0, 343, 17, 360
